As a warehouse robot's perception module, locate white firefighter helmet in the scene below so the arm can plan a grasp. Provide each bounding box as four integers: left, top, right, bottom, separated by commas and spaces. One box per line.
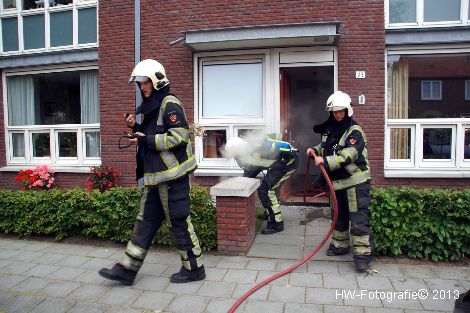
129, 59, 170, 90
224, 137, 249, 158
325, 91, 353, 117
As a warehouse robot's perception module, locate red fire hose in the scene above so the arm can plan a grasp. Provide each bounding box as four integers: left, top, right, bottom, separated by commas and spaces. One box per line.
227, 151, 339, 313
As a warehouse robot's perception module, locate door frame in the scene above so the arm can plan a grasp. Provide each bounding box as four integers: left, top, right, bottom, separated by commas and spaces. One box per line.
272, 46, 338, 135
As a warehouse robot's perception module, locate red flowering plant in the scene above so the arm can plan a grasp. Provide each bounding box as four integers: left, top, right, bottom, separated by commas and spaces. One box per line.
86, 165, 120, 192
15, 165, 56, 191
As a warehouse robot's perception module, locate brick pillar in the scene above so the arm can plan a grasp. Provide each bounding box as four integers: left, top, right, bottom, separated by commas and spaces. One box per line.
215, 194, 256, 254
210, 177, 260, 255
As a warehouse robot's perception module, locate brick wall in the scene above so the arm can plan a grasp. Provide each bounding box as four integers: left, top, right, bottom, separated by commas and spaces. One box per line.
98, 0, 137, 186
215, 194, 256, 254
1, 1, 467, 190
136, 0, 468, 188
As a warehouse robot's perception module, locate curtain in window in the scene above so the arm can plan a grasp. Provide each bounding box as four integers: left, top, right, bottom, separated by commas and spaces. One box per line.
80, 70, 99, 124
7, 76, 35, 126
390, 58, 409, 159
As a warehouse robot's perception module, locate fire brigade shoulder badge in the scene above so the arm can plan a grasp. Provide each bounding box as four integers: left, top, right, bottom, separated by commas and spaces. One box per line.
349, 137, 357, 145
169, 114, 177, 123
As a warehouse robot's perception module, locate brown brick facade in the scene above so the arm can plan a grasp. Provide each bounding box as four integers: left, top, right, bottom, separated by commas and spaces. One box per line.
98, 1, 137, 187
0, 1, 468, 190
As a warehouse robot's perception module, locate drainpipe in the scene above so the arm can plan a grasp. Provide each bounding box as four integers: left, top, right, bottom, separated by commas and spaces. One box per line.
134, 0, 141, 112
134, 0, 143, 187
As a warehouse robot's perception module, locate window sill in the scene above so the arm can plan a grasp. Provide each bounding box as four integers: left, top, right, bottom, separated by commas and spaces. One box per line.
0, 165, 95, 173
194, 167, 244, 177
384, 169, 470, 178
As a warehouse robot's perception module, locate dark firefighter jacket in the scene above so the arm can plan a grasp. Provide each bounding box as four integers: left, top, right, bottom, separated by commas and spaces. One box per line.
312, 119, 370, 190
133, 88, 197, 186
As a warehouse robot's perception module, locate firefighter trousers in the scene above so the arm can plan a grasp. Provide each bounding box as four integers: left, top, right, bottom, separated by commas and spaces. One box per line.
118, 176, 203, 273
330, 181, 374, 264
258, 155, 299, 223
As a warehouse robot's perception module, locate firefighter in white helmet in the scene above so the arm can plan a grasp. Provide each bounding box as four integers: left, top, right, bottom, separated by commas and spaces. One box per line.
99, 59, 205, 285
307, 90, 374, 273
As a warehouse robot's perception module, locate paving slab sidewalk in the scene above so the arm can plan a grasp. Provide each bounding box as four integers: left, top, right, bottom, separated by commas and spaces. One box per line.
0, 206, 468, 313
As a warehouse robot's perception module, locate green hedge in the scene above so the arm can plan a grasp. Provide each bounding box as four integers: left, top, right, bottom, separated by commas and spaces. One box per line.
370, 187, 470, 261
0, 185, 217, 251
1, 186, 469, 260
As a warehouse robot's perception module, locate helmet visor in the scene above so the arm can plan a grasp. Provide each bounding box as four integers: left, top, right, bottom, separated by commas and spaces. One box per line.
129, 75, 150, 83
326, 106, 346, 112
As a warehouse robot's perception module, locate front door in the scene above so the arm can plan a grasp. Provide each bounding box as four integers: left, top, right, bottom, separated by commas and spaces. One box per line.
279, 65, 334, 203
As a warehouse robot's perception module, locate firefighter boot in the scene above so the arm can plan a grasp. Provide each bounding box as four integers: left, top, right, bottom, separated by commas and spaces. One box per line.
355, 261, 371, 274
170, 266, 206, 284
98, 263, 136, 286
261, 221, 284, 235
326, 244, 350, 256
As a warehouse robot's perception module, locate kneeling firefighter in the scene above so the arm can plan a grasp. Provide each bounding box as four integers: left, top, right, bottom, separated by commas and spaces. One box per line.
99, 59, 205, 285
307, 91, 374, 273
225, 134, 299, 234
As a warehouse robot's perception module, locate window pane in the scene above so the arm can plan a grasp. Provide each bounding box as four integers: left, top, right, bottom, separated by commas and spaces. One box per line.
202, 63, 263, 117
7, 71, 97, 126
12, 133, 25, 157
3, 0, 16, 9
424, 0, 460, 22
23, 14, 45, 49
78, 8, 97, 44
38, 71, 81, 124
50, 0, 72, 7
390, 128, 411, 159
422, 81, 431, 99
203, 130, 226, 158
32, 133, 50, 157
1, 17, 18, 52
22, 0, 42, 10
58, 132, 77, 157
85, 131, 100, 158
466, 80, 470, 100
238, 129, 264, 140
465, 128, 470, 160
423, 128, 452, 159
431, 81, 441, 99
50, 10, 72, 47
389, 0, 416, 23
387, 53, 470, 119
7, 76, 35, 126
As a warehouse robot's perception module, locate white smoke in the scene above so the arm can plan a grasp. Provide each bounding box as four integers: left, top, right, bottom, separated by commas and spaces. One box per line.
222, 130, 267, 167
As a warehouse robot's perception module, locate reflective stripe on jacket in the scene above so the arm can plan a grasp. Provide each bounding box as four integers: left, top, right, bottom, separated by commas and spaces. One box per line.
142, 95, 197, 186
314, 124, 370, 190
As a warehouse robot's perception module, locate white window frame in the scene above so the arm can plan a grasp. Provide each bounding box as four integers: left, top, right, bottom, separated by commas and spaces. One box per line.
2, 63, 100, 172
421, 80, 442, 100
465, 80, 470, 100
386, 0, 470, 28
82, 129, 100, 164
463, 127, 470, 167
193, 49, 273, 174
193, 47, 338, 176
385, 45, 470, 178
0, 0, 98, 55
386, 125, 415, 167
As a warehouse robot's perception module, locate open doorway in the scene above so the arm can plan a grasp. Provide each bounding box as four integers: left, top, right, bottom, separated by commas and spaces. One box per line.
280, 66, 334, 203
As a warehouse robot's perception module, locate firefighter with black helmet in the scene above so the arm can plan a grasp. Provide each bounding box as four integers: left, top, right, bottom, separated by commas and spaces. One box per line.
307, 91, 374, 273
99, 59, 205, 285
225, 134, 299, 234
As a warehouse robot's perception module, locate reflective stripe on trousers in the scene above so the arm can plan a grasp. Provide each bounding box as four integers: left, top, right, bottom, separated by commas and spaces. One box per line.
330, 181, 374, 263
120, 176, 203, 272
